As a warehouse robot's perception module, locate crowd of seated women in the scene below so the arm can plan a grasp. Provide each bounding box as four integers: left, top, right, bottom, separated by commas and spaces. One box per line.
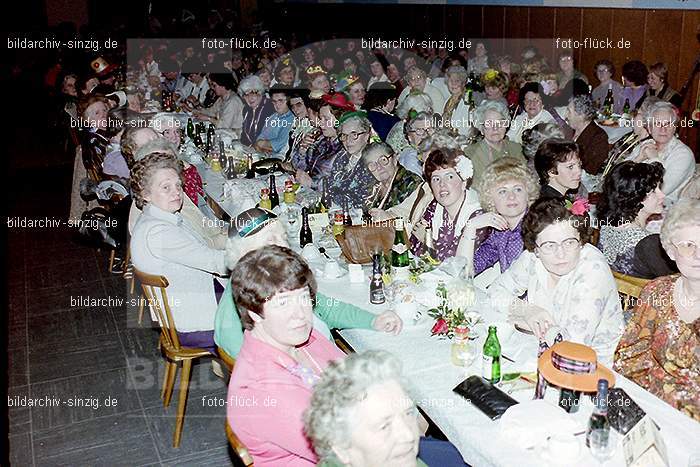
62, 36, 700, 465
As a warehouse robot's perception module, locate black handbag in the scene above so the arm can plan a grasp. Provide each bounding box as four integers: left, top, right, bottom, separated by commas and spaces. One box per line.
453, 375, 518, 420
607, 388, 647, 435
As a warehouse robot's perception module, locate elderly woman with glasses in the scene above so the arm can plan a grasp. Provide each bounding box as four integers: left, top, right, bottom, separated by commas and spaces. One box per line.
363, 142, 422, 211
506, 82, 555, 144
397, 111, 436, 177
614, 199, 700, 422
629, 101, 695, 204
397, 66, 447, 118
591, 60, 624, 114
467, 100, 524, 185
238, 75, 274, 146
323, 112, 378, 209
488, 197, 623, 364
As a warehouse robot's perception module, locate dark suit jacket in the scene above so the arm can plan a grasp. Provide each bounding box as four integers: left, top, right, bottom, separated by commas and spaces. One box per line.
577, 122, 610, 175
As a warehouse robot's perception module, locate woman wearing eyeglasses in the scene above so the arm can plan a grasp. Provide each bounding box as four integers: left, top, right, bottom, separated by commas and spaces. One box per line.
487, 197, 624, 365
467, 100, 524, 186
614, 199, 700, 422
506, 82, 555, 145
238, 75, 274, 146
362, 142, 422, 211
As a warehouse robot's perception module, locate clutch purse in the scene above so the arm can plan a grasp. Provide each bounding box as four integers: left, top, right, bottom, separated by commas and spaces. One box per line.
453, 375, 518, 420
607, 387, 647, 435
335, 224, 395, 264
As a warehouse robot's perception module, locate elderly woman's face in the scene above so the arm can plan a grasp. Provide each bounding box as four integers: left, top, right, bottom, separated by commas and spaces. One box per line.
337, 380, 420, 467
256, 287, 314, 348
667, 226, 700, 280
85, 102, 108, 129
447, 74, 465, 96
318, 106, 338, 137
311, 74, 330, 94
243, 90, 263, 109
485, 85, 503, 100
535, 221, 582, 277
491, 179, 528, 219
565, 103, 587, 129
524, 91, 543, 118
481, 109, 508, 143
162, 127, 181, 145
339, 120, 370, 155
647, 72, 663, 90
407, 118, 432, 147
595, 65, 612, 83
365, 149, 397, 183
144, 168, 183, 213
648, 109, 676, 146
407, 72, 427, 92
348, 82, 366, 107
632, 114, 649, 138
429, 167, 466, 209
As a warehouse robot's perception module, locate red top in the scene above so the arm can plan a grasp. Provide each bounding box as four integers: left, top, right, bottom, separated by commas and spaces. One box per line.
182, 165, 204, 205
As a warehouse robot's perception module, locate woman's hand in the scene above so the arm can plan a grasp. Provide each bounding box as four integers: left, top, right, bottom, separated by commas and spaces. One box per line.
635, 140, 659, 162
468, 212, 509, 231
368, 208, 391, 221
411, 219, 429, 244
298, 133, 317, 152
510, 302, 555, 340
372, 311, 403, 335
295, 169, 313, 187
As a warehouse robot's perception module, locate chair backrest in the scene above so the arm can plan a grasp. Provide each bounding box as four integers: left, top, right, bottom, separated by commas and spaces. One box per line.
133, 268, 182, 350
612, 271, 649, 311
226, 420, 254, 466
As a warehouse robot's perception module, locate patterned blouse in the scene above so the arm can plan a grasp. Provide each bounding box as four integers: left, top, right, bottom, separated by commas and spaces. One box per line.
305, 136, 343, 182
598, 224, 650, 276
473, 219, 524, 275
324, 149, 378, 209
614, 275, 700, 422
368, 166, 423, 211
182, 165, 205, 205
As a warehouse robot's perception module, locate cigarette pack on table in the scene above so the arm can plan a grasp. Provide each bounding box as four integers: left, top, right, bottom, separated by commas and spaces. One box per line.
622, 415, 669, 467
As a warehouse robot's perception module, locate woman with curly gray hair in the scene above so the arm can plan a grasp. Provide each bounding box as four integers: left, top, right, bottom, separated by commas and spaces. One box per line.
521, 122, 564, 161
466, 100, 524, 185
304, 350, 466, 467
238, 75, 274, 145
565, 94, 610, 175
130, 152, 228, 352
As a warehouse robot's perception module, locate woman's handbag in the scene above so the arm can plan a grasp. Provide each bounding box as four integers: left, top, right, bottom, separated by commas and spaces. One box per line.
335, 223, 395, 264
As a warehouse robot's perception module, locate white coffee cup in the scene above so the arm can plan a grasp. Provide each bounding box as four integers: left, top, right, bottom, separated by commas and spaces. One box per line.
395, 296, 418, 324
323, 260, 342, 279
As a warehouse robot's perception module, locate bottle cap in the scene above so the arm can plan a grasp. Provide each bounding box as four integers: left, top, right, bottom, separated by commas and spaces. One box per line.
334, 212, 344, 224
261, 187, 270, 196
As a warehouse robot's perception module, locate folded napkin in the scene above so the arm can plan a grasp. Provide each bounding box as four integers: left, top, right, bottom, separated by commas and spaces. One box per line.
500, 399, 578, 450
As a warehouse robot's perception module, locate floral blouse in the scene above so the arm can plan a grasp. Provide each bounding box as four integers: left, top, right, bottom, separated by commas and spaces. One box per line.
487, 244, 624, 365
324, 149, 377, 209
614, 275, 700, 422
182, 165, 205, 205
368, 166, 423, 211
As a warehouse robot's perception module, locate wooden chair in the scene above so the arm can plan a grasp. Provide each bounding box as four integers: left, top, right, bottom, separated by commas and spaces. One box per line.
218, 346, 236, 373
226, 420, 254, 466
134, 269, 212, 448
612, 271, 649, 312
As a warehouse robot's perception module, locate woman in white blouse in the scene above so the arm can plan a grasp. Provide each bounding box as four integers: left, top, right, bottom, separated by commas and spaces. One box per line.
506, 82, 555, 144
487, 197, 624, 365
130, 153, 228, 352
629, 101, 695, 204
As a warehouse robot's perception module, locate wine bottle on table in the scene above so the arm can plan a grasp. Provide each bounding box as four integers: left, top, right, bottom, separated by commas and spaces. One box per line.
603, 84, 614, 117
482, 326, 501, 384
259, 188, 272, 210
424, 226, 437, 260
369, 253, 386, 304
245, 155, 255, 179
269, 174, 280, 209
186, 118, 195, 139
342, 200, 353, 226
586, 379, 610, 447
320, 178, 331, 213
622, 98, 630, 116
300, 207, 313, 248
391, 217, 410, 281
206, 123, 215, 155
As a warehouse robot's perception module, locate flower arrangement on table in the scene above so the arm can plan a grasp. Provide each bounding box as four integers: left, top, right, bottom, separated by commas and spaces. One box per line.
427, 280, 481, 339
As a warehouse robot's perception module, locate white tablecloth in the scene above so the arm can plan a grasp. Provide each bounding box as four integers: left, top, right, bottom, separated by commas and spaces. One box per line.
313, 264, 700, 467
596, 121, 633, 144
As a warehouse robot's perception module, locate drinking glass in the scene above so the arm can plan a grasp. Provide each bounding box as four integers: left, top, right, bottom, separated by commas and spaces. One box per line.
589, 429, 617, 465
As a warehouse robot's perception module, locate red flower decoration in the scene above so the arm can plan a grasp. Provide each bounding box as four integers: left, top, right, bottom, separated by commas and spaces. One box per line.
569, 198, 590, 216
431, 318, 449, 336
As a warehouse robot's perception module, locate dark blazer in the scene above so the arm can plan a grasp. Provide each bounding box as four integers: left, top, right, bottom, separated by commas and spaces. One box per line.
576, 122, 610, 175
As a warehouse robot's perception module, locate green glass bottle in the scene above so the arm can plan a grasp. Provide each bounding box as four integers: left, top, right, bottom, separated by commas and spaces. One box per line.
622, 98, 631, 116
482, 326, 501, 383
586, 379, 610, 448
186, 118, 195, 139
391, 217, 410, 281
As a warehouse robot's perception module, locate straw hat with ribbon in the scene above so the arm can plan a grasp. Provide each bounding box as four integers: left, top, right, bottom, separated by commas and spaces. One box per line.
538, 341, 615, 393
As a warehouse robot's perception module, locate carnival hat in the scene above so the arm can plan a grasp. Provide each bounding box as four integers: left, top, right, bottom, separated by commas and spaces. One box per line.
306, 65, 326, 77
321, 92, 356, 111
538, 341, 615, 393
90, 57, 117, 77
333, 71, 360, 93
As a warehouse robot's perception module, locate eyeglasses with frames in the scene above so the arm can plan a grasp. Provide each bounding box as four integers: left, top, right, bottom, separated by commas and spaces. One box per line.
339, 130, 368, 142
536, 237, 581, 255
367, 155, 392, 171
408, 127, 428, 136
673, 240, 698, 258
244, 90, 261, 96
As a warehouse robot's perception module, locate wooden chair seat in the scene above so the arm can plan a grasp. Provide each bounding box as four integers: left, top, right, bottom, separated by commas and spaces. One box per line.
612, 271, 649, 313
134, 268, 213, 448
226, 420, 254, 466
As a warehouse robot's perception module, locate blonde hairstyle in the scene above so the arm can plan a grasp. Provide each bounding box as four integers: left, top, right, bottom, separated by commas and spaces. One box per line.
476, 157, 540, 211
660, 198, 700, 254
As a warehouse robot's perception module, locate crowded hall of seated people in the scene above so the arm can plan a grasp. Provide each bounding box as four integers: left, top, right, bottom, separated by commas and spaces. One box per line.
60, 27, 700, 466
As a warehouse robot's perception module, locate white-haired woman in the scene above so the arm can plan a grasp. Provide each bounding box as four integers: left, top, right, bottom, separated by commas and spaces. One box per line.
238, 75, 274, 146
398, 111, 436, 177
565, 94, 609, 176
397, 66, 447, 117
363, 142, 423, 211
629, 101, 695, 204
214, 208, 402, 361
324, 112, 378, 208
466, 100, 524, 185
441, 65, 473, 138
304, 350, 466, 467
386, 92, 434, 155
614, 199, 700, 422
